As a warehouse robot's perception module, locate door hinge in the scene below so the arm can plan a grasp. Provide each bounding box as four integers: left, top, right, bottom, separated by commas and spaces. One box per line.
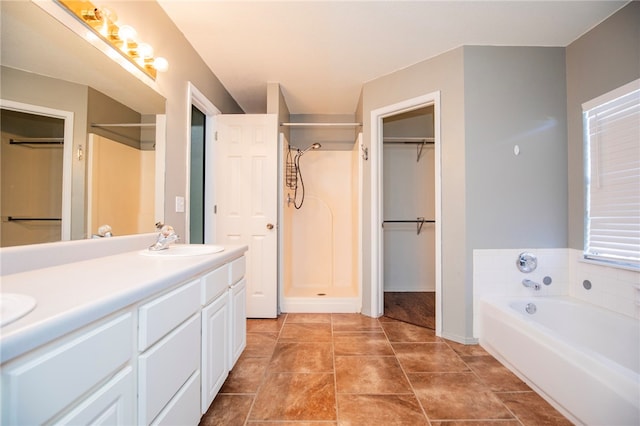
214, 205, 217, 214
214, 131, 218, 141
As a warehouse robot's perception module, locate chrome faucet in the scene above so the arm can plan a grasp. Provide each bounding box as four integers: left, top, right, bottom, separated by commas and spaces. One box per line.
149, 225, 179, 251
522, 279, 541, 291
91, 224, 112, 238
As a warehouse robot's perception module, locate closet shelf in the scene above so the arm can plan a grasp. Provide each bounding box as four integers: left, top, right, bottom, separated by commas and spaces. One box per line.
382, 218, 435, 235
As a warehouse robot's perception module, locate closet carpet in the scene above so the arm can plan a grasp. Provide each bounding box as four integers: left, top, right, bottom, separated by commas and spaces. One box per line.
384, 291, 435, 330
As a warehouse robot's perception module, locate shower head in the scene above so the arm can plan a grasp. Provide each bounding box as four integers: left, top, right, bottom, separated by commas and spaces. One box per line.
298, 143, 322, 155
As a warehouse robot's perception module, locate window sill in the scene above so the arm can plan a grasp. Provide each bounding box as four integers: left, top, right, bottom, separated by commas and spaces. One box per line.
580, 256, 640, 273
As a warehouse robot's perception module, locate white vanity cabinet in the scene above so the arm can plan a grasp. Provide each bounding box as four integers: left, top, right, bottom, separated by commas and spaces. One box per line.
0, 244, 247, 426
200, 256, 247, 414
138, 279, 201, 426
229, 257, 247, 367
1, 312, 135, 425
200, 264, 230, 413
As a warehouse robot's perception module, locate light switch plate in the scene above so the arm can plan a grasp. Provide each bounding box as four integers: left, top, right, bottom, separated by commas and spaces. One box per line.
175, 196, 185, 213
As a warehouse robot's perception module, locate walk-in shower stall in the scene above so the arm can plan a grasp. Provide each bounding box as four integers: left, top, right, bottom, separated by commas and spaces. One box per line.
280, 132, 362, 313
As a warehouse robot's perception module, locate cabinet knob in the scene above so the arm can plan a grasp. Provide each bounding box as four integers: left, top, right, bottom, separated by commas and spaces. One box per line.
266, 223, 274, 230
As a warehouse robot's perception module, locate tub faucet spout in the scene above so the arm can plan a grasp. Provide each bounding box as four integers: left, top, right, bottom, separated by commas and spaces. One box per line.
522, 279, 541, 291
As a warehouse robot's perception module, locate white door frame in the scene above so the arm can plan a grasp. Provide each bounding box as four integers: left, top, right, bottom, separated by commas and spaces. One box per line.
0, 99, 74, 241
186, 83, 221, 244
370, 91, 442, 336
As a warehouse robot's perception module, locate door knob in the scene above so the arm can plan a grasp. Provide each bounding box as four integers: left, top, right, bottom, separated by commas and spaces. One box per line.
266, 223, 274, 230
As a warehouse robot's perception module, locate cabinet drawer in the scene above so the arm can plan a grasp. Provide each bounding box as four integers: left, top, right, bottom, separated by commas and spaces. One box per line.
53, 366, 135, 425
2, 313, 133, 426
151, 371, 201, 426
139, 314, 200, 425
139, 279, 200, 351
201, 264, 230, 305
230, 256, 246, 285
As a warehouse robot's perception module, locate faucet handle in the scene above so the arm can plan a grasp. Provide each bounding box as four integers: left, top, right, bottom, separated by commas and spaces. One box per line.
159, 225, 176, 237
517, 252, 537, 273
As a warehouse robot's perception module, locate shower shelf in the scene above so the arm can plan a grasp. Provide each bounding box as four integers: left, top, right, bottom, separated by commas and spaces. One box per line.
382, 218, 435, 235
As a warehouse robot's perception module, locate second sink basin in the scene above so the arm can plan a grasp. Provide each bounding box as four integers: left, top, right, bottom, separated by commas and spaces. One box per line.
1, 293, 37, 327
140, 244, 225, 257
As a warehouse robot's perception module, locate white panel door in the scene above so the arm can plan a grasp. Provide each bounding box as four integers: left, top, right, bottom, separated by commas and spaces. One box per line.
215, 114, 278, 318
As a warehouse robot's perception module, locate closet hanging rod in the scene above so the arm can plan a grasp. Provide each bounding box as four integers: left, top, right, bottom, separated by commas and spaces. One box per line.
280, 122, 362, 127
10, 138, 64, 145
382, 218, 435, 236
7, 216, 62, 221
382, 220, 436, 223
383, 137, 434, 143
91, 123, 156, 128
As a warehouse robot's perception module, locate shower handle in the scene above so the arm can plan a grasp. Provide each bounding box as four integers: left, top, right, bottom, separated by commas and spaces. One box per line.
266, 223, 274, 230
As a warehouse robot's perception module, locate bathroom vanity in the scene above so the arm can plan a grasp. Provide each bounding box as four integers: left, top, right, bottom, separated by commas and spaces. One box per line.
0, 235, 247, 425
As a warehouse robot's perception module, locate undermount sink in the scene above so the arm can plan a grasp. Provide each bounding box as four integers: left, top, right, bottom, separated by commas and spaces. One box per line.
1, 293, 37, 327
140, 244, 225, 257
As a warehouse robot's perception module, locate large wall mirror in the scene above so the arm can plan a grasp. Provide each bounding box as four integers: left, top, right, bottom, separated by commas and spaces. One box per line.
0, 1, 166, 247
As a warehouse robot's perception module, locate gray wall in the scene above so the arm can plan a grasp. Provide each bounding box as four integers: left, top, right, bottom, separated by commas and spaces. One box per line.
361, 48, 468, 341
361, 45, 570, 342
104, 2, 244, 238
465, 46, 568, 250
566, 2, 640, 249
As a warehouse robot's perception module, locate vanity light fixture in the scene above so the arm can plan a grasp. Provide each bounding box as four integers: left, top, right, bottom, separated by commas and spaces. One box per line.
57, 0, 168, 79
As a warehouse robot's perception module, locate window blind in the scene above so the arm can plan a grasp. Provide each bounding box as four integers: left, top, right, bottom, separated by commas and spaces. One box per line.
583, 79, 640, 267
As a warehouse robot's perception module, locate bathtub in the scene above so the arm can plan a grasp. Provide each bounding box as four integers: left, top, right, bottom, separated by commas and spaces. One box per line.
479, 296, 639, 425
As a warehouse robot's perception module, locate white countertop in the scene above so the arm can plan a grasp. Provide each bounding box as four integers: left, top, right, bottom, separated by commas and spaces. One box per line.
0, 244, 247, 363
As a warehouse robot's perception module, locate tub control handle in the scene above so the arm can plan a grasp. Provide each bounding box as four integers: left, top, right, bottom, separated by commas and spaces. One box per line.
517, 252, 537, 273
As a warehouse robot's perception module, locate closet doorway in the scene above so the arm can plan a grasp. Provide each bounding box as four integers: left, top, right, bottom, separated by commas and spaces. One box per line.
381, 105, 437, 329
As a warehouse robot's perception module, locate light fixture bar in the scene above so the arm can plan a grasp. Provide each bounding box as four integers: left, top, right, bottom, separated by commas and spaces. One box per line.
55, 0, 166, 80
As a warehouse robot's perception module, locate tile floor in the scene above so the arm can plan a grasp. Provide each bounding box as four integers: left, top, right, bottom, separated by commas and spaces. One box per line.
199, 313, 572, 426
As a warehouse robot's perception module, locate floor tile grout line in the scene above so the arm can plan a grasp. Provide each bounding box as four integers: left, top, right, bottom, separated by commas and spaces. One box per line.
330, 314, 340, 424
441, 339, 526, 426
381, 318, 434, 425
241, 314, 287, 425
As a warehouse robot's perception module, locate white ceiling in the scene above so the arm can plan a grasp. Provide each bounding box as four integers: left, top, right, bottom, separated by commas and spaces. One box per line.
158, 0, 627, 115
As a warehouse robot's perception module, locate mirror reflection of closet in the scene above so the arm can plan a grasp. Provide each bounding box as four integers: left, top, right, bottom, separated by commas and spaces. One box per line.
1, 110, 64, 246
382, 106, 436, 329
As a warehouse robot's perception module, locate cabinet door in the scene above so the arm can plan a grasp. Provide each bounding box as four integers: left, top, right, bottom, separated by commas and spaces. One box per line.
229, 278, 247, 368
201, 293, 229, 414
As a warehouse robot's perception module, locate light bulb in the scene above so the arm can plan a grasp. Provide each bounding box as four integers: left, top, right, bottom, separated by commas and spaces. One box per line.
153, 57, 169, 72
138, 43, 154, 59
118, 25, 137, 41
